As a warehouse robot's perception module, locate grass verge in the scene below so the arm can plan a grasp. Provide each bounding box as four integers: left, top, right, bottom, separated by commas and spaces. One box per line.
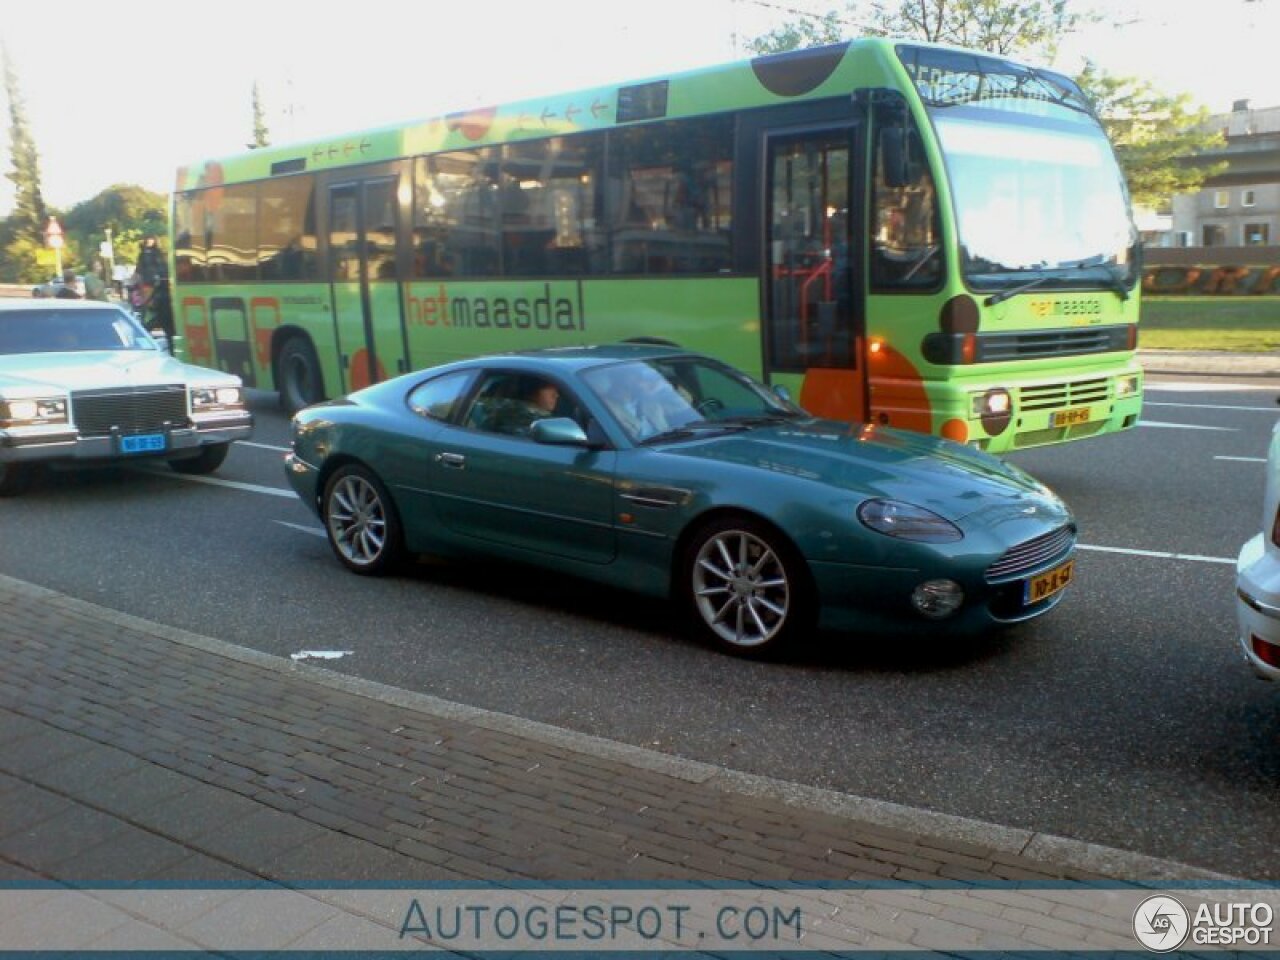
1141, 297, 1280, 352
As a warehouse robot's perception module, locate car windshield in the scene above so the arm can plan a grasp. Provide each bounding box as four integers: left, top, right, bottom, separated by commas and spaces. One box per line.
0, 308, 157, 355
582, 356, 801, 444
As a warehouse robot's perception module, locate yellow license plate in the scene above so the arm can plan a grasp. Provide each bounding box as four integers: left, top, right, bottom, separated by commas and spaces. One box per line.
1051, 407, 1091, 428
1024, 559, 1074, 604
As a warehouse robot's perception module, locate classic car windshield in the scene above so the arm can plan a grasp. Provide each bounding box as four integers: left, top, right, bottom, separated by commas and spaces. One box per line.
582, 356, 799, 443
0, 308, 157, 355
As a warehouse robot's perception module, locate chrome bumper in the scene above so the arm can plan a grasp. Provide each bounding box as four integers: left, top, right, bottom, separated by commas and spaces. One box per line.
0, 412, 253, 463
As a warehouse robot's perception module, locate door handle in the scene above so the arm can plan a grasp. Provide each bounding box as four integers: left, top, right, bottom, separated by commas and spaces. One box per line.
436, 452, 466, 469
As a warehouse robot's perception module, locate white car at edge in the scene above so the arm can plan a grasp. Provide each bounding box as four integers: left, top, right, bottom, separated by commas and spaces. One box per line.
0, 298, 252, 496
1237, 416, 1280, 680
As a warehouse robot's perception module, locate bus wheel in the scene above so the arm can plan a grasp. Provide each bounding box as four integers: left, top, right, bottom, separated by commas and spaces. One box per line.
278, 336, 325, 413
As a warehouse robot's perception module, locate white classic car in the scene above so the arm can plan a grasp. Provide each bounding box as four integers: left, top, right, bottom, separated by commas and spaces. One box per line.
1237, 416, 1280, 680
0, 299, 252, 495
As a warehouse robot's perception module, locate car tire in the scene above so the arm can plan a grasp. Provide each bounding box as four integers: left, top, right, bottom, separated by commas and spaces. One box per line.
322, 464, 405, 576
0, 463, 32, 497
169, 443, 230, 475
678, 514, 814, 657
278, 336, 325, 414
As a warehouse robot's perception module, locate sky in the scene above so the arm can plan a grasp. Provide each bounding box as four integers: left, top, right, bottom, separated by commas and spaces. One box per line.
0, 0, 1276, 215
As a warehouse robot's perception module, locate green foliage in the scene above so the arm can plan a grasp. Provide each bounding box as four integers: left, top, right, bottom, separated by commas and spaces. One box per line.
1076, 64, 1226, 210
61, 184, 167, 268
2, 47, 46, 249
249, 81, 270, 150
747, 0, 1091, 61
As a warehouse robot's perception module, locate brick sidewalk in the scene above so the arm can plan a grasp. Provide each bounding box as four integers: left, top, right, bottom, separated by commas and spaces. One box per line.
0, 574, 1224, 890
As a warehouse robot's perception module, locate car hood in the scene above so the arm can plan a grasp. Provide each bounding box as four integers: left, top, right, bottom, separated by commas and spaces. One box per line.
0, 351, 234, 393
661, 419, 1063, 522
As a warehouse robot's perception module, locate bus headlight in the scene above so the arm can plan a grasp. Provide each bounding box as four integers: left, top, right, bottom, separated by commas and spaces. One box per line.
971, 388, 1011, 418
1115, 375, 1139, 398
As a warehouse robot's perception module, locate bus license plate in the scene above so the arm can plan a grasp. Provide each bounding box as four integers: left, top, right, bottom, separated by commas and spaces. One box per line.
121, 433, 166, 454
1024, 559, 1074, 604
1050, 407, 1091, 428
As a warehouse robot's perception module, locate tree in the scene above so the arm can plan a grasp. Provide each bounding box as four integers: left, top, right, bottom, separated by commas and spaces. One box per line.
249, 81, 270, 150
1077, 64, 1225, 210
62, 184, 167, 271
1, 46, 49, 282
747, 0, 1091, 62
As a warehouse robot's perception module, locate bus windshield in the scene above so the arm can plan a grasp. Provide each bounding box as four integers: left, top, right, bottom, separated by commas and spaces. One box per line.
898, 45, 1137, 290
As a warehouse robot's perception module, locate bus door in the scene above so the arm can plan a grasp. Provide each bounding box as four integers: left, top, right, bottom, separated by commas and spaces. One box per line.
762, 127, 866, 422
327, 177, 408, 392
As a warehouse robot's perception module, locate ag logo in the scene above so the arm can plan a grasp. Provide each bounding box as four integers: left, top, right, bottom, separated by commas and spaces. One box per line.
1133, 895, 1190, 952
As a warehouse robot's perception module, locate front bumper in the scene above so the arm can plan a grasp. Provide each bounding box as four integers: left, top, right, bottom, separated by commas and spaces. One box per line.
1237, 533, 1280, 681
284, 452, 321, 512
0, 411, 253, 463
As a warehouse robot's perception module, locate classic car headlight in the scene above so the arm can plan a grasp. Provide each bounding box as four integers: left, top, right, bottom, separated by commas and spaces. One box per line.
191, 386, 244, 409
0, 397, 68, 427
857, 499, 963, 543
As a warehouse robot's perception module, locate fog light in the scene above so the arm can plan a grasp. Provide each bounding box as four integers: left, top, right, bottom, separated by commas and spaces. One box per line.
911, 579, 964, 619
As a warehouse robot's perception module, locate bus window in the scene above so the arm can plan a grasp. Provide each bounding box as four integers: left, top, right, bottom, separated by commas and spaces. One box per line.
206, 184, 258, 282
871, 98, 941, 290
364, 179, 398, 281
499, 135, 605, 277
607, 117, 733, 275
258, 175, 318, 281
174, 192, 207, 283
411, 150, 501, 278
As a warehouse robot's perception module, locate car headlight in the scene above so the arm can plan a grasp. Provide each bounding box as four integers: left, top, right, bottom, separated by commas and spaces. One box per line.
191, 386, 244, 410
0, 397, 68, 427
857, 498, 963, 543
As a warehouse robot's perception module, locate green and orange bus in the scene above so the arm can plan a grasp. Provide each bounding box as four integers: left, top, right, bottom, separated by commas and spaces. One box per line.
170, 38, 1142, 451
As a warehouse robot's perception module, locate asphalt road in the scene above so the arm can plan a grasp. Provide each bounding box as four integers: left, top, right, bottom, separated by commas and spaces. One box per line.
3, 374, 1279, 879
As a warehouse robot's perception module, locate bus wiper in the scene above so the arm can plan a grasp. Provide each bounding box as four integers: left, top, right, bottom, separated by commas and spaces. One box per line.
984, 274, 1051, 306
1068, 260, 1132, 301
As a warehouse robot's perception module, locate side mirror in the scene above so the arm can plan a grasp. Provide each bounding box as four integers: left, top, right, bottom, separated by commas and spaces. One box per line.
772, 384, 793, 404
531, 417, 590, 447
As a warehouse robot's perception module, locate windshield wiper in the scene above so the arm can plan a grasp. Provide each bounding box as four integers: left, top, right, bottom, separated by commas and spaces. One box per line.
984, 274, 1051, 306
639, 422, 750, 446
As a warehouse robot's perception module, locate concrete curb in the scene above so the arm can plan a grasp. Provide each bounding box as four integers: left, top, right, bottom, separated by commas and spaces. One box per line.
1139, 349, 1280, 379
0, 573, 1235, 883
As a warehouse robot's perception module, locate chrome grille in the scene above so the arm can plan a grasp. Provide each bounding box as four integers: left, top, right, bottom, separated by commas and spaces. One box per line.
985, 524, 1076, 582
1017, 378, 1110, 412
71, 386, 189, 437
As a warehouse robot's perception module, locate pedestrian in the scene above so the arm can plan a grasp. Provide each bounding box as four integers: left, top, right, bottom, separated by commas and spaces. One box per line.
149, 273, 175, 353
137, 236, 165, 286
54, 268, 81, 299
84, 261, 109, 301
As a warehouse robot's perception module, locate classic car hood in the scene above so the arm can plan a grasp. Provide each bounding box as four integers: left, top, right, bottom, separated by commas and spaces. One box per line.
662, 419, 1060, 522
0, 351, 230, 393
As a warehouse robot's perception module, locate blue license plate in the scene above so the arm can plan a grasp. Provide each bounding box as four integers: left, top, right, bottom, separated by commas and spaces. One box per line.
121, 433, 166, 454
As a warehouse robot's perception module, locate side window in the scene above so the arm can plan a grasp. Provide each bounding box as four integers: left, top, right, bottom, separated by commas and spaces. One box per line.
407, 370, 476, 422
173, 191, 207, 282
871, 97, 941, 290
607, 117, 734, 275
499, 135, 606, 276
462, 372, 579, 438
206, 184, 258, 282
258, 175, 318, 281
411, 149, 502, 278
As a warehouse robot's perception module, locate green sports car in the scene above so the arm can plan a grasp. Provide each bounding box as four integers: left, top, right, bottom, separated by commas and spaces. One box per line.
286, 345, 1076, 656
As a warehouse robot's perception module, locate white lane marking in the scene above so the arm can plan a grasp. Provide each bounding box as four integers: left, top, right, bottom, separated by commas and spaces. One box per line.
1144, 400, 1279, 413
1077, 543, 1235, 566
160, 472, 296, 498
237, 440, 291, 452
1215, 455, 1268, 463
290, 650, 353, 661
1145, 382, 1278, 393
275, 520, 326, 538
1137, 420, 1237, 431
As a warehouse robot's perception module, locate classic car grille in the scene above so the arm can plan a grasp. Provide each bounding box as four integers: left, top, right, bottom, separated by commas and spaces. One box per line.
1017, 378, 1110, 412
985, 524, 1076, 582
71, 386, 189, 437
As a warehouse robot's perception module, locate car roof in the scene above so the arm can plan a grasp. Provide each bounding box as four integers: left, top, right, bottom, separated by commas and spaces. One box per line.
0, 299, 125, 312
450, 343, 694, 375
